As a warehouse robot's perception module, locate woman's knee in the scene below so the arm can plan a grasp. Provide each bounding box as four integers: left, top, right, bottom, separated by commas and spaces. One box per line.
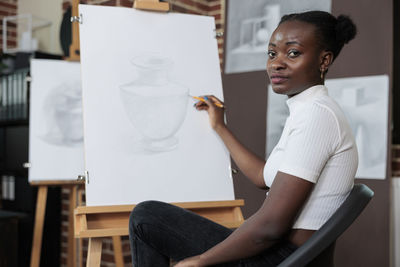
129, 200, 166, 231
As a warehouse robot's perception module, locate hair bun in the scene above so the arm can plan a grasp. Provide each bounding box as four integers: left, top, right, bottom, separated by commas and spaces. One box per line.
335, 15, 357, 45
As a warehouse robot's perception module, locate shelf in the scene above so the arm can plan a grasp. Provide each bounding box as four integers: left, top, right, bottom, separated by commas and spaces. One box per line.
0, 119, 28, 127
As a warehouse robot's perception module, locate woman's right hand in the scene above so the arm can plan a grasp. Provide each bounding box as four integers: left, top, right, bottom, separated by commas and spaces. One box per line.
194, 95, 226, 132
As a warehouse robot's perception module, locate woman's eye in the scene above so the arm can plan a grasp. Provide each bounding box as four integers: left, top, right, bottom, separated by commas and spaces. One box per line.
267, 51, 276, 58
288, 50, 300, 58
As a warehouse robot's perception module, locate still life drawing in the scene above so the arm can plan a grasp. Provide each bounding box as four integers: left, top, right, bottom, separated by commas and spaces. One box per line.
79, 5, 234, 206
326, 75, 389, 179
40, 81, 83, 147
120, 55, 189, 152
225, 0, 331, 74
266, 75, 389, 179
29, 59, 84, 182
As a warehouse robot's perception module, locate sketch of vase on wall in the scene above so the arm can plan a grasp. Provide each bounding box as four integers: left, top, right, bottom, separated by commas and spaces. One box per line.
120, 54, 189, 152
40, 81, 83, 146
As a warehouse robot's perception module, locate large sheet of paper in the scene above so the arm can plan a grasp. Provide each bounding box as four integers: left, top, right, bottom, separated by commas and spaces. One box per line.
29, 59, 84, 181
266, 75, 389, 179
79, 5, 234, 206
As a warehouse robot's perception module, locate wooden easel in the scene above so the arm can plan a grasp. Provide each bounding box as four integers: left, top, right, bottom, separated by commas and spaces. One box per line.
75, 200, 244, 267
68, 0, 81, 61
73, 1, 244, 266
29, 180, 85, 267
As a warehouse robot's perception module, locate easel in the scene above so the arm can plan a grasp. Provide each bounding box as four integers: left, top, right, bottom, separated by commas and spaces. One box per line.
75, 200, 244, 267
73, 1, 244, 266
29, 180, 85, 267
29, 0, 84, 261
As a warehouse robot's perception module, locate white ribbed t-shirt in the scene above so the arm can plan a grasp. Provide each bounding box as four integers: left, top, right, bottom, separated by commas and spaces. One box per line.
263, 85, 358, 230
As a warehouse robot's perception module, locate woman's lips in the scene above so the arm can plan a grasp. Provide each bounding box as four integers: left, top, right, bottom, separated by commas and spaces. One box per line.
270, 76, 289, 84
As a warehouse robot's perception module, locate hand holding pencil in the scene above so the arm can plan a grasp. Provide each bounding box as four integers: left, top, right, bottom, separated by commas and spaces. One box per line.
192, 95, 226, 131
191, 95, 225, 108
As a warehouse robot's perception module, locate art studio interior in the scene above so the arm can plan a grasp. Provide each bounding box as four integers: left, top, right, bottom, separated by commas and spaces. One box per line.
0, 0, 398, 266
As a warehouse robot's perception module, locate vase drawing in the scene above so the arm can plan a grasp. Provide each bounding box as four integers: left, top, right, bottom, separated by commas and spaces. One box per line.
120, 55, 189, 152
40, 81, 83, 146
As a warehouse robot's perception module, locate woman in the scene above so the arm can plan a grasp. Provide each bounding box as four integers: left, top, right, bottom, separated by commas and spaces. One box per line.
129, 10, 358, 267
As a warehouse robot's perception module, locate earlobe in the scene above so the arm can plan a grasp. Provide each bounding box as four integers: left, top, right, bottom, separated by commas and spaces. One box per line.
319, 51, 333, 80
320, 51, 334, 70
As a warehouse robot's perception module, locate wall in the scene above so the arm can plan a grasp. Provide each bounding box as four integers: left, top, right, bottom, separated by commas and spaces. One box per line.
0, 0, 18, 52
18, 0, 63, 54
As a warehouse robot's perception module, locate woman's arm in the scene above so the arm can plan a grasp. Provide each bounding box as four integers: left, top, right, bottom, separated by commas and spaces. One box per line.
195, 96, 267, 189
175, 171, 314, 266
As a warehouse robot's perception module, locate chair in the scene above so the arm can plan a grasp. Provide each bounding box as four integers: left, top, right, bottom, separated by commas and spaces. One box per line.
277, 183, 374, 267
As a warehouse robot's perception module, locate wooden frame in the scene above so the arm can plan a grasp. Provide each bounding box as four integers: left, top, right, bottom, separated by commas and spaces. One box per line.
133, 0, 170, 12
68, 0, 81, 61
75, 200, 244, 266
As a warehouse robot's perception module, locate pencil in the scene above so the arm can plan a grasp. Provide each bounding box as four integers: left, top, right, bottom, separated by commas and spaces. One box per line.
191, 95, 224, 108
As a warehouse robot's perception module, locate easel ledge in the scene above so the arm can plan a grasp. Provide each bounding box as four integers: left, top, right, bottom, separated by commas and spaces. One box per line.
75, 200, 245, 238
30, 179, 85, 186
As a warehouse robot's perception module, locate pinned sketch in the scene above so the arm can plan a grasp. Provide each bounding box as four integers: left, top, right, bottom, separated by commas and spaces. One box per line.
120, 55, 189, 152
79, 5, 235, 206
266, 85, 288, 157
29, 59, 84, 181
326, 75, 389, 179
266, 75, 389, 179
225, 0, 331, 74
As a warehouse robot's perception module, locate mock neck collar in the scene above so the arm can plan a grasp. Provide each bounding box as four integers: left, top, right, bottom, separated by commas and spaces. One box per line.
286, 84, 328, 114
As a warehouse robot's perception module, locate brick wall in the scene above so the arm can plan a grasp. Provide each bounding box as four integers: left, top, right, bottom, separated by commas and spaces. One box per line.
0, 0, 18, 53
60, 1, 224, 266
392, 145, 400, 177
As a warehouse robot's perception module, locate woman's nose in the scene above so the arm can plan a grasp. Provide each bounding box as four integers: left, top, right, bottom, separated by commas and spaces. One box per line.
268, 56, 287, 70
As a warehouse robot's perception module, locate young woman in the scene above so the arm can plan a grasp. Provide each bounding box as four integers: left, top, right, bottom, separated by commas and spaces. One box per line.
129, 11, 358, 267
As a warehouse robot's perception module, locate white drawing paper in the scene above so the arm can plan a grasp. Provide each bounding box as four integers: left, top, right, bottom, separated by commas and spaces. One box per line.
266, 75, 389, 180
225, 0, 331, 74
29, 59, 84, 181
79, 5, 235, 206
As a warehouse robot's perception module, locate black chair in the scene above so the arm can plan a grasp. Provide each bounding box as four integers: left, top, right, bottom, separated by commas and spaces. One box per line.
278, 183, 374, 267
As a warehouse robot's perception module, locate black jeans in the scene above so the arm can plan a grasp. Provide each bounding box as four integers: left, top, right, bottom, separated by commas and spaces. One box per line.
129, 201, 297, 267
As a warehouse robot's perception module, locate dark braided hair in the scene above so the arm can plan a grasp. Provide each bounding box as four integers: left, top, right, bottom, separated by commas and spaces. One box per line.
279, 11, 357, 61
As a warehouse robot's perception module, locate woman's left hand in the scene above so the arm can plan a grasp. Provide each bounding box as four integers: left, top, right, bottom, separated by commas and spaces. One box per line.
174, 255, 205, 267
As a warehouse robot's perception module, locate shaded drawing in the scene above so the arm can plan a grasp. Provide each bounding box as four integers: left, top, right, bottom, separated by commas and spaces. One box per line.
266, 75, 389, 179
225, 0, 331, 74
39, 81, 83, 146
232, 4, 280, 55
120, 54, 189, 152
326, 76, 389, 179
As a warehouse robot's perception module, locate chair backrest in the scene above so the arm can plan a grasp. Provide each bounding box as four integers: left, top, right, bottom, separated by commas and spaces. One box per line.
277, 183, 374, 267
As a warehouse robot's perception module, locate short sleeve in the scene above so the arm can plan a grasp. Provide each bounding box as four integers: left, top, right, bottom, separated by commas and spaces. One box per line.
278, 104, 340, 183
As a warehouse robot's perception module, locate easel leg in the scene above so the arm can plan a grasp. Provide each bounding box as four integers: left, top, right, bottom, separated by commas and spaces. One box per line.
86, 238, 102, 267
30, 185, 48, 267
68, 185, 78, 267
112, 236, 124, 267
77, 187, 84, 267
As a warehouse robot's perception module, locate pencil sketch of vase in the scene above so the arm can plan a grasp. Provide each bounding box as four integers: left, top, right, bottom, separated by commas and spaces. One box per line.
40, 81, 83, 146
120, 55, 189, 152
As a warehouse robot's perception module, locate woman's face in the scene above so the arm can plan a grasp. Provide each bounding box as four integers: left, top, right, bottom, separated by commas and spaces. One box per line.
266, 20, 325, 97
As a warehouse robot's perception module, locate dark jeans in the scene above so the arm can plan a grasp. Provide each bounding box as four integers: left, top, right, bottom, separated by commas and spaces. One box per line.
129, 200, 297, 267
